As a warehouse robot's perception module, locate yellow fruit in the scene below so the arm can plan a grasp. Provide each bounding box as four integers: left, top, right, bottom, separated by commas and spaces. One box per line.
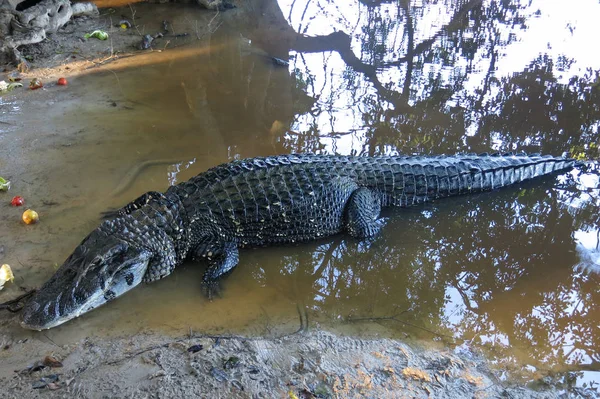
22, 209, 39, 224
0, 264, 14, 290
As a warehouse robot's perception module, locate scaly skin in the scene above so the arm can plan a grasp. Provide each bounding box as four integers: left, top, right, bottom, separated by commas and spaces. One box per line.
20, 153, 578, 330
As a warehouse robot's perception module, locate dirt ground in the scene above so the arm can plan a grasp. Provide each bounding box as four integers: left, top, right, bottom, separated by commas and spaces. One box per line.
0, 2, 584, 398
0, 314, 560, 399
2, 1, 219, 77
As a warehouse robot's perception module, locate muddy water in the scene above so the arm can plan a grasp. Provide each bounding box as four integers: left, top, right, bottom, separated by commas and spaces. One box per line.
1, 0, 600, 389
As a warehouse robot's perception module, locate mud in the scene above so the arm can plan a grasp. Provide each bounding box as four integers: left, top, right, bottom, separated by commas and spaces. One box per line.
0, 322, 558, 399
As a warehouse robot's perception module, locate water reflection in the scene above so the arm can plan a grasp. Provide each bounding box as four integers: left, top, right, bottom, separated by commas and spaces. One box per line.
263, 0, 600, 158
243, 0, 600, 389
235, 168, 600, 387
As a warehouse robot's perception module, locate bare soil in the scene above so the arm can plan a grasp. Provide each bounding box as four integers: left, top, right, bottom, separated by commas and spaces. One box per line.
0, 316, 558, 398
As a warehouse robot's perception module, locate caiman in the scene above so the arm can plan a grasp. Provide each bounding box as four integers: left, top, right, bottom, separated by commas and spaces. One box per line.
20, 153, 578, 330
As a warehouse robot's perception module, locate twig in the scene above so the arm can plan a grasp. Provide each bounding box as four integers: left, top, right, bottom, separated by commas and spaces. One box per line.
210, 21, 223, 35
83, 52, 136, 70
208, 10, 220, 28
0, 289, 36, 312
106, 342, 175, 365
109, 16, 114, 58
194, 20, 200, 40
128, 4, 143, 37
42, 332, 60, 348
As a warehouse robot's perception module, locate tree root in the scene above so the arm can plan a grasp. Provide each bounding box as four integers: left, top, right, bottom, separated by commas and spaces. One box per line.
0, 0, 97, 67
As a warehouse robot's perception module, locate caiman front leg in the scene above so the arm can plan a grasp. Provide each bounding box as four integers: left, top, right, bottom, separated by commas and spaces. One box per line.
192, 239, 240, 300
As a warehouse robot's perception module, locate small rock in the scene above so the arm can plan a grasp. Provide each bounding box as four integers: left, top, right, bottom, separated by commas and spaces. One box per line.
187, 344, 203, 353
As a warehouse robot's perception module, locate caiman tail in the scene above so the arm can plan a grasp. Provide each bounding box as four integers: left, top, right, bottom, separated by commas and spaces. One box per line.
242, 153, 577, 207
344, 153, 577, 207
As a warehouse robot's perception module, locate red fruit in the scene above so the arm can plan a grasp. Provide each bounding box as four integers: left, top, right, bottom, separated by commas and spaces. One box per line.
10, 196, 24, 206
29, 78, 43, 90
57, 77, 68, 86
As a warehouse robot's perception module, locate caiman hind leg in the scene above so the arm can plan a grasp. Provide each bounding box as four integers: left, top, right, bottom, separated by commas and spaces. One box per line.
193, 240, 240, 300
345, 187, 386, 239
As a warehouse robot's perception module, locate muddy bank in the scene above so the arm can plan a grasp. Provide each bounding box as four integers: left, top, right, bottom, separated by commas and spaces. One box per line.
0, 324, 559, 399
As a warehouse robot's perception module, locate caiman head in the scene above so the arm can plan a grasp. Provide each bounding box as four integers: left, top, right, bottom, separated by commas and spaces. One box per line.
20, 221, 153, 330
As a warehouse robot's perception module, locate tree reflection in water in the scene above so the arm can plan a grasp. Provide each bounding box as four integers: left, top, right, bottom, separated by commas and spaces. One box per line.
225, 0, 600, 389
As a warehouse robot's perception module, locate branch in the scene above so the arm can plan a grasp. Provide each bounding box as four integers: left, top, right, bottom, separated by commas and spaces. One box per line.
290, 31, 411, 111
379, 0, 483, 68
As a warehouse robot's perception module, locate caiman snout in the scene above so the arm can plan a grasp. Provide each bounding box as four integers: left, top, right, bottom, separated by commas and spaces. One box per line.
20, 227, 152, 330
20, 300, 48, 331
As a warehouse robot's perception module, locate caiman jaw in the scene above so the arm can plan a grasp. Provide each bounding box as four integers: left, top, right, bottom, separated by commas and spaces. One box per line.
20, 229, 152, 331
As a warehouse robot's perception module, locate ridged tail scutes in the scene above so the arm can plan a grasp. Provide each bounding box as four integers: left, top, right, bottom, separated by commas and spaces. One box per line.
383, 153, 578, 207
460, 153, 575, 191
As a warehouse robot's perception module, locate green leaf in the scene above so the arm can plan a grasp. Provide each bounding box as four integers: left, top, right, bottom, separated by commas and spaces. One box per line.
0, 177, 10, 191
84, 30, 109, 40
7, 82, 22, 91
